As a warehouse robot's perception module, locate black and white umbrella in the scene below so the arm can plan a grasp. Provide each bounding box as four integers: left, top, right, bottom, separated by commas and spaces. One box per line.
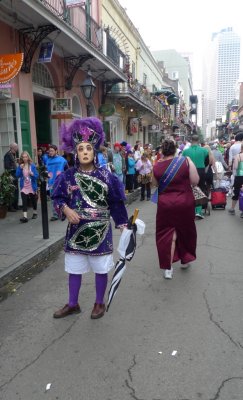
106, 209, 139, 312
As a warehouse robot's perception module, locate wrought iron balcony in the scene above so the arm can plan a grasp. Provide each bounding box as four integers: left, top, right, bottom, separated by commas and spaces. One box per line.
40, 0, 102, 49
39, 0, 126, 71
109, 81, 162, 116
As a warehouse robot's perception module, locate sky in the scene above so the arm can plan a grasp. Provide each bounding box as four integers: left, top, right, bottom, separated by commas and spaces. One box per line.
118, 0, 243, 89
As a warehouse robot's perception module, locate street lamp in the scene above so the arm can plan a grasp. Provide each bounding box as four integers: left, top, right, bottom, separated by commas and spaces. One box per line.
80, 66, 96, 116
216, 118, 222, 139
189, 95, 198, 128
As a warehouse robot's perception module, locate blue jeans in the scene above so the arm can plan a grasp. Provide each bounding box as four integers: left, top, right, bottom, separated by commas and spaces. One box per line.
50, 187, 58, 218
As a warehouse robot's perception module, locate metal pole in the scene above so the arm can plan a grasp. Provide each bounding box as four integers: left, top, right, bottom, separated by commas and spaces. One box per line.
40, 173, 49, 239
87, 102, 91, 117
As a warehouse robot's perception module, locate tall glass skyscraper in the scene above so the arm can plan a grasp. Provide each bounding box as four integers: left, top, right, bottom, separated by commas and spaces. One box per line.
203, 27, 240, 134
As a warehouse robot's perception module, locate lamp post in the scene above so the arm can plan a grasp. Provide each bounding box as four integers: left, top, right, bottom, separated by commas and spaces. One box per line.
80, 66, 96, 116
216, 118, 222, 139
189, 95, 198, 129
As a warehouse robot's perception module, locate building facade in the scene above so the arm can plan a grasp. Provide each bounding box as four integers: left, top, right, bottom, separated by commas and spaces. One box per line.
0, 0, 127, 172
203, 27, 241, 135
0, 0, 177, 173
152, 49, 193, 109
101, 0, 166, 147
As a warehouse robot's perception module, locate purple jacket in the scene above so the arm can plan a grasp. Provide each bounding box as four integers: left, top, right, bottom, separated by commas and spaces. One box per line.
51, 166, 128, 255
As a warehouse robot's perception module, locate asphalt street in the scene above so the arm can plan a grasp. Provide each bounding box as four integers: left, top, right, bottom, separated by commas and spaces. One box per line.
0, 199, 243, 400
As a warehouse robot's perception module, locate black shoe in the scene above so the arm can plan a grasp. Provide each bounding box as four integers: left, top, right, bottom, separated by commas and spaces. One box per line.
50, 216, 58, 221
8, 207, 17, 212
140, 198, 145, 201
146, 197, 151, 201
32, 214, 38, 219
20, 217, 28, 223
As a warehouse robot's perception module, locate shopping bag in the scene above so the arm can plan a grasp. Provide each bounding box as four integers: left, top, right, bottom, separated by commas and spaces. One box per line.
192, 186, 208, 206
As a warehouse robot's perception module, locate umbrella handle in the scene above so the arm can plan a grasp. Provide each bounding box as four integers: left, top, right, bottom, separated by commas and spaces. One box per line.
132, 208, 139, 225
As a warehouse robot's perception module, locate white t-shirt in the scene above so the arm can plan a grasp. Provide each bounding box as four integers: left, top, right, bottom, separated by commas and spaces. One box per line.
229, 142, 242, 166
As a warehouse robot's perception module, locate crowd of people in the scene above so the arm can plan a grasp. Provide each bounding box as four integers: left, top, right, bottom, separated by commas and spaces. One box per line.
3, 138, 157, 224
2, 118, 243, 314
3, 127, 243, 224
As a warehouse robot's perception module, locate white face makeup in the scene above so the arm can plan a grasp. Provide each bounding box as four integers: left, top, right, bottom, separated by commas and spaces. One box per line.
77, 142, 94, 166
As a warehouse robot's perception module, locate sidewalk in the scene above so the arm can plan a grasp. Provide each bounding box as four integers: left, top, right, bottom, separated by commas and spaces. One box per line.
0, 189, 141, 288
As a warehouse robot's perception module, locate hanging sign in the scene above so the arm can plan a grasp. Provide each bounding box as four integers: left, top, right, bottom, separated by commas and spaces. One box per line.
66, 0, 86, 7
129, 118, 139, 135
98, 103, 116, 116
0, 53, 24, 83
38, 42, 54, 63
51, 98, 72, 113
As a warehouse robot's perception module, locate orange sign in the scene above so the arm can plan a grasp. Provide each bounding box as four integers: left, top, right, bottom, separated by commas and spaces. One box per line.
0, 53, 24, 83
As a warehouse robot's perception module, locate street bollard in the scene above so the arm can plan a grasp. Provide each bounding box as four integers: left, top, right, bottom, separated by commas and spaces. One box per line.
39, 171, 49, 239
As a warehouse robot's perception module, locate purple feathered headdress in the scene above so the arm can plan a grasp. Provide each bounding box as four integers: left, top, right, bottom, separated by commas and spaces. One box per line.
60, 117, 105, 152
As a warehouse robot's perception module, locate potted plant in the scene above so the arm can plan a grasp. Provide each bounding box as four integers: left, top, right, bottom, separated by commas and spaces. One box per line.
0, 171, 16, 218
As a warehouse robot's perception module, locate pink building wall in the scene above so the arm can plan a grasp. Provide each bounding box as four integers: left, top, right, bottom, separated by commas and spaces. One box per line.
0, 17, 102, 152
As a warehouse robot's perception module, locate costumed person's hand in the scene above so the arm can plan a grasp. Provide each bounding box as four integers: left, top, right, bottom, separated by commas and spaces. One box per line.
64, 207, 81, 224
20, 163, 24, 169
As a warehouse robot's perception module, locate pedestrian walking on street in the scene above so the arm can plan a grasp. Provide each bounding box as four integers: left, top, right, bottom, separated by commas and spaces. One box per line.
112, 142, 124, 184
16, 151, 39, 223
153, 140, 199, 279
211, 143, 228, 181
51, 117, 128, 320
183, 134, 213, 219
228, 130, 243, 169
133, 143, 141, 188
125, 150, 136, 192
136, 153, 153, 201
228, 142, 243, 217
46, 144, 68, 221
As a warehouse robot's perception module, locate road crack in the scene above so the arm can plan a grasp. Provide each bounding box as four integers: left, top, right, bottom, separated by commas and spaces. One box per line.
0, 317, 79, 393
125, 354, 144, 400
209, 376, 243, 400
203, 290, 243, 350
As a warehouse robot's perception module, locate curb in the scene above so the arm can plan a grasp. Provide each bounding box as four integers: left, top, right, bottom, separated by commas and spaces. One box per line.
0, 237, 64, 290
125, 188, 141, 204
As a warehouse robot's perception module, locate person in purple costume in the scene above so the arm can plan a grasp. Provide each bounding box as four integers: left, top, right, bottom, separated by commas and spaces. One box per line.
52, 117, 128, 319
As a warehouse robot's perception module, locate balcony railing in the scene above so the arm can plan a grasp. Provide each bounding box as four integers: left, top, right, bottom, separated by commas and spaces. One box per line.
110, 82, 162, 115
40, 0, 102, 50
39, 0, 126, 71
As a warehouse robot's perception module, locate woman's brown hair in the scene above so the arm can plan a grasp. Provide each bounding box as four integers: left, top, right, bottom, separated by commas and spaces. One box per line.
161, 140, 176, 157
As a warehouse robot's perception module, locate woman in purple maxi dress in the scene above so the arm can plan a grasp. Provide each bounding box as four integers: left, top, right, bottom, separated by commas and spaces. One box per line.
153, 140, 199, 279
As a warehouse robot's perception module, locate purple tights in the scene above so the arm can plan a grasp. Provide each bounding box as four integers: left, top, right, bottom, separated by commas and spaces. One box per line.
68, 273, 108, 307
95, 273, 108, 304
69, 274, 82, 307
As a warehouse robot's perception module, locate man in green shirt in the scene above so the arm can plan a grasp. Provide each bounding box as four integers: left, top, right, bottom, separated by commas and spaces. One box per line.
183, 134, 212, 219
